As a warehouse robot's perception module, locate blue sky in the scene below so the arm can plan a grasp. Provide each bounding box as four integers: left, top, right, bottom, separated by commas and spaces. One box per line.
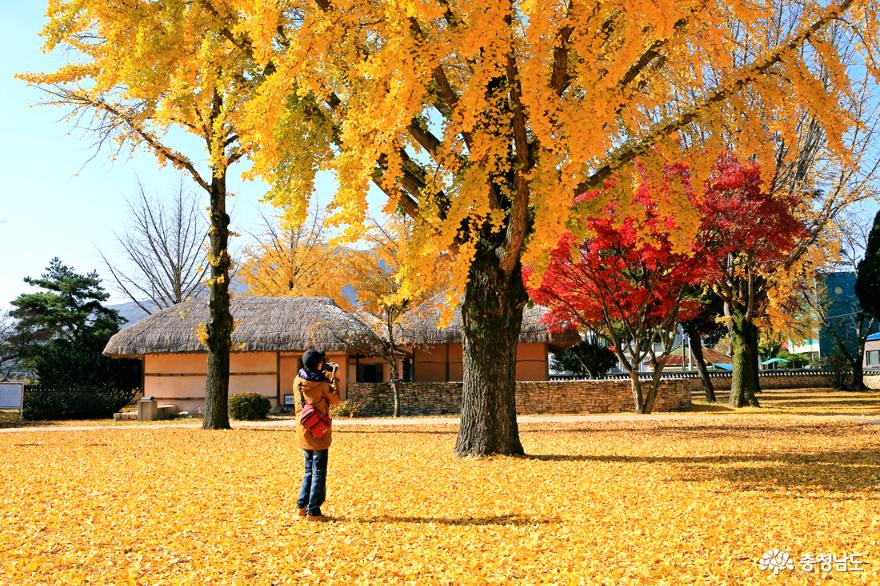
0, 3, 348, 311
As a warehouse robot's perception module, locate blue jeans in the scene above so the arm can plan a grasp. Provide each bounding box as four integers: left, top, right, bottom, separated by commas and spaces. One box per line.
297, 449, 329, 516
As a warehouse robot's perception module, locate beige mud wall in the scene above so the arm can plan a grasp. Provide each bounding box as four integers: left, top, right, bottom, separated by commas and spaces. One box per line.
413, 344, 451, 382
144, 352, 278, 412
515, 343, 549, 381
413, 343, 549, 382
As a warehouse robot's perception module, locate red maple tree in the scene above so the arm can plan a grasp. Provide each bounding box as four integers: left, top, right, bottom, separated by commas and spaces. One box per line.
527, 165, 710, 414
530, 153, 805, 412
697, 154, 805, 407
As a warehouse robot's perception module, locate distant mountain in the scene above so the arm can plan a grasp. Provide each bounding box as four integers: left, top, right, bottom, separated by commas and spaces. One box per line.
111, 301, 158, 329
110, 275, 250, 328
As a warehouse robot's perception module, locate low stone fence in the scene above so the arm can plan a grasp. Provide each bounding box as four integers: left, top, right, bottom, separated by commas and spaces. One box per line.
346, 379, 693, 417
712, 371, 838, 390
686, 369, 880, 390
552, 369, 880, 391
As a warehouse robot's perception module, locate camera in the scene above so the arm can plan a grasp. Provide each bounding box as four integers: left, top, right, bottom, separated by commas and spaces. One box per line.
322, 361, 339, 375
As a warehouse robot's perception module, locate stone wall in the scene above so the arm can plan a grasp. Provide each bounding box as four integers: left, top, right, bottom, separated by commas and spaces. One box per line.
514, 379, 692, 414
708, 372, 833, 390
699, 370, 880, 390
346, 379, 693, 417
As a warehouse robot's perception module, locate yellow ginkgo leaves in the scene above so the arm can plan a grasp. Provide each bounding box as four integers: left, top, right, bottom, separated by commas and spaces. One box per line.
1, 389, 878, 584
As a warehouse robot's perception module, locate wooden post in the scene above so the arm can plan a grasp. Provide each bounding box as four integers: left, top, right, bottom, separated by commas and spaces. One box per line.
275, 351, 281, 408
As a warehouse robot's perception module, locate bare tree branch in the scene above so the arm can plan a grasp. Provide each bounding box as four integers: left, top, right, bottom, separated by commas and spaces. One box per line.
99, 178, 208, 313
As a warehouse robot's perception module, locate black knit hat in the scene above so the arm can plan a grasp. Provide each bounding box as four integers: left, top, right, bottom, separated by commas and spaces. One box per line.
302, 349, 325, 371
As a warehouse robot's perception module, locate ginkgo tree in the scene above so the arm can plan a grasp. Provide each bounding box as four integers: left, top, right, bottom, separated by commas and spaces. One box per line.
228, 0, 878, 455
20, 2, 261, 429
722, 21, 880, 404
241, 205, 353, 310
336, 217, 449, 417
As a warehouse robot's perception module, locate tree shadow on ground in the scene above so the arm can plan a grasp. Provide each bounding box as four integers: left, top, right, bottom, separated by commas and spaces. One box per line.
238, 427, 457, 435
769, 399, 880, 408
343, 514, 551, 526
519, 422, 863, 435
687, 402, 736, 412
522, 448, 880, 493
334, 428, 457, 435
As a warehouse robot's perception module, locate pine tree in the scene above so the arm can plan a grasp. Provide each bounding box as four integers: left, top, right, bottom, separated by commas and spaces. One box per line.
855, 210, 880, 319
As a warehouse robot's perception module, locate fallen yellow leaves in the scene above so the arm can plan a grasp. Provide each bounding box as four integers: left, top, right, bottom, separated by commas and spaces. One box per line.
1, 392, 878, 584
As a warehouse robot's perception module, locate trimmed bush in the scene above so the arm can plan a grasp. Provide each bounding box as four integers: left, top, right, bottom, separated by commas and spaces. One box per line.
229, 393, 272, 420
23, 384, 138, 420
331, 400, 364, 418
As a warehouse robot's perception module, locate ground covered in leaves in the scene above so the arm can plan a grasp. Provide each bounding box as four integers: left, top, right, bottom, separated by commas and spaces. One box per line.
1, 389, 878, 584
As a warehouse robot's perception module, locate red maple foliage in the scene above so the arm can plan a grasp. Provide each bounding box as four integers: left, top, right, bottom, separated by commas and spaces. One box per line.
526, 164, 710, 414
696, 153, 805, 407
528, 153, 804, 413
698, 153, 805, 285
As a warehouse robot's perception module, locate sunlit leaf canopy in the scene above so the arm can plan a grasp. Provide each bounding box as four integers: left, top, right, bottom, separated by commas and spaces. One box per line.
23, 0, 880, 300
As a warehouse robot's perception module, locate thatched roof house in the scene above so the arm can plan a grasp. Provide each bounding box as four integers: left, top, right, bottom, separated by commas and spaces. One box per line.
104, 296, 578, 412
395, 304, 579, 346
105, 296, 373, 356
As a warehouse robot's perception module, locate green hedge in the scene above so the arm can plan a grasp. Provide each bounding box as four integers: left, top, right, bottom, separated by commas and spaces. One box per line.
23, 384, 139, 420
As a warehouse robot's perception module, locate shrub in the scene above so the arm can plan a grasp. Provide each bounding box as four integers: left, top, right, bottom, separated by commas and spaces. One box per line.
550, 340, 618, 378
331, 400, 364, 418
776, 350, 809, 369
23, 384, 138, 420
229, 393, 272, 420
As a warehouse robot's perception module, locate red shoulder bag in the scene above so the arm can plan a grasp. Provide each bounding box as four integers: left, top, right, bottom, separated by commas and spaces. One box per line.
298, 383, 331, 439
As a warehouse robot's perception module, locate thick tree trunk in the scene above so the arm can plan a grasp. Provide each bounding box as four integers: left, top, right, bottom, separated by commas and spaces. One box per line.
849, 315, 869, 390
729, 313, 760, 408
202, 171, 232, 429
687, 332, 717, 402
455, 248, 527, 456
849, 357, 866, 390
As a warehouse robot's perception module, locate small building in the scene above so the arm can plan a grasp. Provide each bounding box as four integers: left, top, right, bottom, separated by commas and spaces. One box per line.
103, 296, 578, 412
393, 303, 579, 383
865, 332, 880, 369
817, 271, 870, 358
661, 344, 732, 371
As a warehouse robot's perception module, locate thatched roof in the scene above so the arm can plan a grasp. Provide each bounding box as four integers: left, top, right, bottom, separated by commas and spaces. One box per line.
104, 296, 375, 357
663, 345, 732, 367
104, 296, 580, 357
394, 304, 580, 349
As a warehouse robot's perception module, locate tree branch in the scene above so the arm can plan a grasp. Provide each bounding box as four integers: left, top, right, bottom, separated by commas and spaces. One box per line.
576, 0, 854, 195
32, 85, 213, 193
551, 25, 574, 96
